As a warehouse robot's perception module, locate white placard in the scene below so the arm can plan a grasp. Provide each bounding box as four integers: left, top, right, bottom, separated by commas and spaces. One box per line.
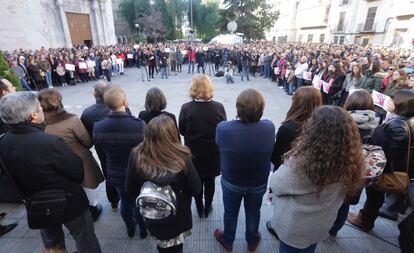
285, 70, 291, 78
79, 62, 88, 69
116, 59, 124, 64
65, 63, 75, 71
372, 90, 391, 110
165, 48, 171, 53
181, 50, 187, 55
312, 75, 322, 89
303, 71, 312, 81
86, 60, 95, 68
127, 54, 133, 59
133, 44, 139, 49
274, 67, 280, 75
322, 80, 331, 93
203, 47, 208, 51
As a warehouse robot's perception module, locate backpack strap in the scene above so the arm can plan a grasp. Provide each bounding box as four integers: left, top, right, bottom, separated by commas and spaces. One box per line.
400, 120, 412, 174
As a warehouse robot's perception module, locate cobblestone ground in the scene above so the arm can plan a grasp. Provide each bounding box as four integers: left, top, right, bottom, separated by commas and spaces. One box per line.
0, 67, 403, 253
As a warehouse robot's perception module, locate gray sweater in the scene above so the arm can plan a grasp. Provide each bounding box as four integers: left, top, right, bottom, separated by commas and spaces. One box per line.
270, 162, 344, 249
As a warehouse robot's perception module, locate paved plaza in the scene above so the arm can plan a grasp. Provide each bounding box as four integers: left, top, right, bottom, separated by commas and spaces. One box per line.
0, 67, 403, 253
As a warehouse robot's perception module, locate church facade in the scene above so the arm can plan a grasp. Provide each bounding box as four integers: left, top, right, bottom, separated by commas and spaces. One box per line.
0, 0, 117, 50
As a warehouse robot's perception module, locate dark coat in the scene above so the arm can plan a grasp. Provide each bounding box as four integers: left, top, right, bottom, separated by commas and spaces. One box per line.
0, 123, 88, 222
382, 116, 414, 178
271, 121, 301, 170
81, 99, 132, 137
93, 112, 146, 187
138, 110, 179, 139
125, 157, 201, 240
179, 101, 226, 178
81, 99, 111, 136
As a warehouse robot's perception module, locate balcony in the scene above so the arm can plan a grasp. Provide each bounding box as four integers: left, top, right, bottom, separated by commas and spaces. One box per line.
356, 22, 377, 33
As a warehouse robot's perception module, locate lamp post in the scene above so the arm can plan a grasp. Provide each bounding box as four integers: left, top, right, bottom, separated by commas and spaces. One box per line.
135, 23, 140, 42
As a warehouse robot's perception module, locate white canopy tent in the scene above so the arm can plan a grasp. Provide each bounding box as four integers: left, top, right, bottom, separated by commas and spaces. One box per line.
209, 34, 243, 45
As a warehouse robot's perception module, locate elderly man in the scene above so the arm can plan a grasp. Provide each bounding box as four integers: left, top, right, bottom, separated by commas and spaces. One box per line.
294, 56, 309, 90
0, 92, 101, 252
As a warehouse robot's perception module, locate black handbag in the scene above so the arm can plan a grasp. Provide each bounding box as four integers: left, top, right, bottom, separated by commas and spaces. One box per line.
0, 144, 71, 229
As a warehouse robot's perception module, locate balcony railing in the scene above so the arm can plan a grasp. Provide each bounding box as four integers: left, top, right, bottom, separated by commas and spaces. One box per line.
356, 22, 377, 33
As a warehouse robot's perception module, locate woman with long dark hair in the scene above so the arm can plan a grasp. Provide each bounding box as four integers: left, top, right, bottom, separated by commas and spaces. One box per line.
126, 115, 201, 253
270, 106, 365, 253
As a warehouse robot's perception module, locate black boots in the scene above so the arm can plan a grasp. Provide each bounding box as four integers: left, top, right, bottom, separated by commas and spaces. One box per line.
89, 204, 103, 222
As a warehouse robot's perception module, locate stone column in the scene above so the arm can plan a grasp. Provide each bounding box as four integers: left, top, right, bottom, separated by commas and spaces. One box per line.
91, 1, 102, 45
56, 0, 72, 47
99, 0, 108, 45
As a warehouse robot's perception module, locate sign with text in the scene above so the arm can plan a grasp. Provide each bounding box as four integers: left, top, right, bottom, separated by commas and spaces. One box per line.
79, 62, 88, 69
127, 54, 133, 59
372, 90, 391, 110
65, 63, 75, 71
86, 61, 95, 68
303, 71, 312, 81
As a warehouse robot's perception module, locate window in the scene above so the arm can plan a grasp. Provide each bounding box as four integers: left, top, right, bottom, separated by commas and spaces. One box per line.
341, 0, 349, 4
319, 34, 325, 43
364, 7, 377, 31
298, 34, 304, 42
334, 36, 339, 44
362, 38, 370, 46
339, 36, 345, 44
307, 34, 313, 42
337, 12, 346, 31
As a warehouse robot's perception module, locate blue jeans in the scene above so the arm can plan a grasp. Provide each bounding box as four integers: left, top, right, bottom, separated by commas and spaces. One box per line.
45, 71, 53, 87
241, 66, 250, 81
288, 81, 295, 95
160, 67, 168, 79
221, 178, 266, 246
264, 64, 271, 78
19, 78, 32, 91
279, 241, 317, 253
294, 77, 304, 91
114, 186, 145, 231
329, 203, 349, 235
188, 62, 195, 73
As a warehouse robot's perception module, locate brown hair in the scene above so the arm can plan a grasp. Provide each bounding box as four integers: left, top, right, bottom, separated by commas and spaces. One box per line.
236, 89, 265, 123
286, 106, 364, 195
350, 64, 362, 80
189, 75, 214, 100
283, 86, 322, 127
134, 115, 191, 178
104, 85, 126, 111
37, 88, 64, 112
344, 89, 375, 111
392, 89, 414, 117
145, 87, 167, 113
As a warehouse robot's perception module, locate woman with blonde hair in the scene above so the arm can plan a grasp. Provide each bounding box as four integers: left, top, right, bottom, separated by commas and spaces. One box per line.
126, 115, 201, 253
179, 75, 227, 218
270, 106, 365, 253
37, 89, 104, 221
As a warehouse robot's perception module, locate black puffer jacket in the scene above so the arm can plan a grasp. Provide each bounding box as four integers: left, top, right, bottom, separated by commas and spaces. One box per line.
0, 123, 88, 222
381, 116, 414, 178
126, 157, 201, 240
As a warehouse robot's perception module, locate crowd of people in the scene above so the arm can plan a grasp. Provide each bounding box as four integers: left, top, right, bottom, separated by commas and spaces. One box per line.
0, 41, 414, 253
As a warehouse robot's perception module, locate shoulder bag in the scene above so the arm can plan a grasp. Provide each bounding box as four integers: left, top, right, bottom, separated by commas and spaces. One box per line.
374, 120, 411, 194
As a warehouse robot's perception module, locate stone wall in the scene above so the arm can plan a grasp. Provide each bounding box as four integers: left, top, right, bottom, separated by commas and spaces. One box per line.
0, 0, 116, 51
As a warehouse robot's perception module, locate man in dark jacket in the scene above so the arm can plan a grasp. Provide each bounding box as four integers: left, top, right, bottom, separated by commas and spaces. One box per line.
93, 86, 147, 238
0, 92, 101, 252
0, 78, 18, 236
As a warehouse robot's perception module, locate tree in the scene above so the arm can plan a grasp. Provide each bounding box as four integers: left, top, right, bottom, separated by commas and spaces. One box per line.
119, 0, 186, 41
191, 0, 221, 42
219, 0, 279, 40
0, 52, 21, 91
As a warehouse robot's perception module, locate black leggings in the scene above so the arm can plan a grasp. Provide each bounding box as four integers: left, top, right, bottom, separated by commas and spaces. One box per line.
157, 244, 183, 253
195, 177, 215, 208
149, 66, 155, 78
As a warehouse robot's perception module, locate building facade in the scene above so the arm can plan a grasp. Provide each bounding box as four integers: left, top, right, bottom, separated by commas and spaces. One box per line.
0, 0, 117, 50
266, 0, 414, 48
111, 0, 133, 43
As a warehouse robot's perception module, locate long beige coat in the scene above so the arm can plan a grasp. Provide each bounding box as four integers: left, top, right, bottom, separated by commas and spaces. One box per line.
45, 114, 104, 189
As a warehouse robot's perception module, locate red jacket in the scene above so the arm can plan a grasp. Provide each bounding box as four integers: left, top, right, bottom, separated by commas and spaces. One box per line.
187, 51, 196, 62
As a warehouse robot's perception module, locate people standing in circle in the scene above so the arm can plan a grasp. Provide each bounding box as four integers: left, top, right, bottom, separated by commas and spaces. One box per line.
179, 75, 227, 219
270, 106, 365, 253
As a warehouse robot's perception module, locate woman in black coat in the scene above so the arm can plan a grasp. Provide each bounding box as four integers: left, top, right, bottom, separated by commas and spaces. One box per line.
271, 86, 322, 170
179, 75, 227, 218
348, 89, 414, 231
126, 116, 201, 253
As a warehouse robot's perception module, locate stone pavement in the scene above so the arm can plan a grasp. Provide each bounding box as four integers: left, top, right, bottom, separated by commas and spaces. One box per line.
0, 67, 403, 253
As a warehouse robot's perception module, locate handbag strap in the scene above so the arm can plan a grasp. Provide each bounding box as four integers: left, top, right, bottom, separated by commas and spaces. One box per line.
401, 120, 412, 174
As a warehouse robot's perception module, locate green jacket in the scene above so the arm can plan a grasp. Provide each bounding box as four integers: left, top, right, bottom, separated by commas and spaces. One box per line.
355, 72, 386, 93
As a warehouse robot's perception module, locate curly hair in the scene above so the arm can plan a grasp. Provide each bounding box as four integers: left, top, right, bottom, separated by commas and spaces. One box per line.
285, 106, 364, 195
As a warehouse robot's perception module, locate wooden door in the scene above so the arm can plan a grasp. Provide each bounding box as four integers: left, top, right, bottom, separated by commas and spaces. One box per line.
66, 13, 93, 45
